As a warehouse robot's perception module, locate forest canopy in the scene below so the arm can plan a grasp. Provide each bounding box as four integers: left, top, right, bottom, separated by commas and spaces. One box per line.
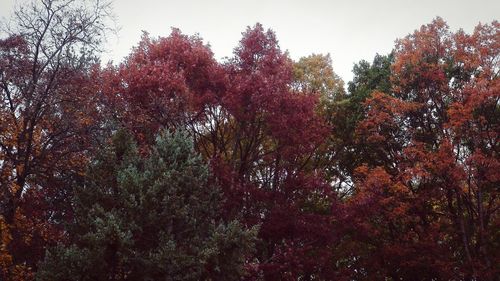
0, 0, 498, 280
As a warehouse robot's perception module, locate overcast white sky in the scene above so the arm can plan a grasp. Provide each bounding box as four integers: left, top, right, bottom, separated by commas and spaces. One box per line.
1, 0, 499, 82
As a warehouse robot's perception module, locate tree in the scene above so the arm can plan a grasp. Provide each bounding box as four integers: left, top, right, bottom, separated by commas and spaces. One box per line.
37, 130, 257, 281
348, 53, 393, 99
293, 53, 345, 104
291, 54, 348, 188
0, 0, 112, 278
329, 53, 394, 194
105, 29, 224, 145
344, 18, 499, 280
206, 24, 336, 280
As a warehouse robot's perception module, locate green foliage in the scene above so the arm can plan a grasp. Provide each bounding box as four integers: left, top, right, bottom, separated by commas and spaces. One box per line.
348, 53, 393, 99
37, 130, 257, 281
341, 52, 394, 136
327, 53, 395, 191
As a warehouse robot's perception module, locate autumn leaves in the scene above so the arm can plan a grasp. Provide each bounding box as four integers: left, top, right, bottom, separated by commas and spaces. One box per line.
0, 1, 498, 279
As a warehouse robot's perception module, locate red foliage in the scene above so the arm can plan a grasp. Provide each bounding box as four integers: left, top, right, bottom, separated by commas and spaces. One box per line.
350, 18, 499, 280
104, 29, 224, 144
2, 13, 498, 280
1, 34, 104, 278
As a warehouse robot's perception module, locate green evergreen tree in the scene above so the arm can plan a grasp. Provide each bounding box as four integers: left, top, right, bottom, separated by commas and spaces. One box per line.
37, 130, 257, 281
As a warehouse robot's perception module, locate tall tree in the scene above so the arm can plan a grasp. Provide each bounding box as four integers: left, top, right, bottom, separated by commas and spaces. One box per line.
291, 54, 348, 187
0, 0, 112, 278
323, 53, 394, 194
344, 18, 499, 280
37, 130, 257, 281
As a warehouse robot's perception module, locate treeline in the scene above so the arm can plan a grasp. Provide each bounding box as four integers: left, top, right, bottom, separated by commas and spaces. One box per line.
0, 0, 498, 280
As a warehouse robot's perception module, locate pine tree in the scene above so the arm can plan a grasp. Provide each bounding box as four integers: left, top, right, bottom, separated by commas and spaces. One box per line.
37, 130, 257, 281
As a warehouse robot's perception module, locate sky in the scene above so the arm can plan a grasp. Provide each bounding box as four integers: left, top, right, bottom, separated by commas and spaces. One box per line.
1, 0, 499, 83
